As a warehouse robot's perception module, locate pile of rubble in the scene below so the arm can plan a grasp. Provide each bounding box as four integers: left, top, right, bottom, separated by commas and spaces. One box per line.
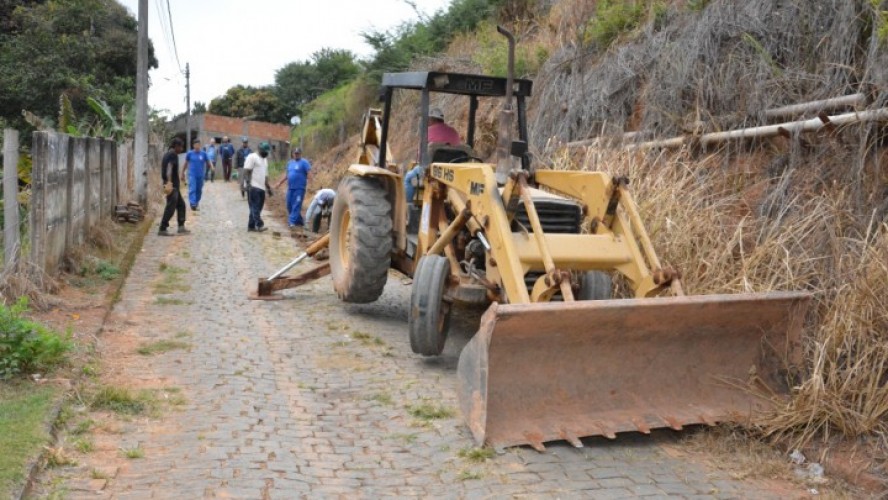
114, 202, 144, 223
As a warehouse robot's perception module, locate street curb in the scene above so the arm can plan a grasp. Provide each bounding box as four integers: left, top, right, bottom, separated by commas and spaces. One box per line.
16, 214, 155, 500
807, 446, 888, 495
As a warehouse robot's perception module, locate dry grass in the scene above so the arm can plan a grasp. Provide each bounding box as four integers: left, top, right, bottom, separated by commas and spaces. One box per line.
0, 260, 59, 309
542, 142, 888, 451
295, 0, 888, 455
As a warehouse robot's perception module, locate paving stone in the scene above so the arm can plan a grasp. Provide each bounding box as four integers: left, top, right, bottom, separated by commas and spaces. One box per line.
630, 484, 667, 496
46, 181, 815, 499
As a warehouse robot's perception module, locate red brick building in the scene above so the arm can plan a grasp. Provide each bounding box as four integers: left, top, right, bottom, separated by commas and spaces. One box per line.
166, 113, 292, 161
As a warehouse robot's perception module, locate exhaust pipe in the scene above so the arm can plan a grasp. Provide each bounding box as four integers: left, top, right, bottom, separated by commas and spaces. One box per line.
495, 25, 516, 186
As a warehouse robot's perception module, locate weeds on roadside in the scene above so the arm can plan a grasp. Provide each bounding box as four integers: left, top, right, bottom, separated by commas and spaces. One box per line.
44, 446, 76, 468
368, 392, 393, 406
153, 263, 189, 294
90, 469, 110, 480
120, 446, 144, 459
457, 470, 483, 481
155, 297, 188, 306
72, 438, 94, 454
136, 340, 190, 356
0, 297, 72, 379
90, 386, 151, 415
407, 401, 454, 420
71, 419, 94, 435
390, 433, 418, 445
458, 447, 494, 463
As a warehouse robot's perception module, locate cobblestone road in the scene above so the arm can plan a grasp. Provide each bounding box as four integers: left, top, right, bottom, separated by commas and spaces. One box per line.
60, 181, 813, 499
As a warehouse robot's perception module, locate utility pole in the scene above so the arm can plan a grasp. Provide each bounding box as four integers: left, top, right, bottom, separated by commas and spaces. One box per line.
134, 0, 149, 206
185, 63, 191, 150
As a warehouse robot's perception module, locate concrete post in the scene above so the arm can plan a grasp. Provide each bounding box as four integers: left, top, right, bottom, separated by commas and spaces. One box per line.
3, 129, 19, 269
29, 132, 46, 269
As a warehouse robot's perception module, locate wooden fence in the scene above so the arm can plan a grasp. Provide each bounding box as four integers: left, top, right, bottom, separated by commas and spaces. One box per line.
1, 129, 157, 273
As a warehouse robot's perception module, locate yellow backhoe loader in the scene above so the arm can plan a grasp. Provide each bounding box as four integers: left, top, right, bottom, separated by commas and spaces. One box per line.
270, 27, 811, 450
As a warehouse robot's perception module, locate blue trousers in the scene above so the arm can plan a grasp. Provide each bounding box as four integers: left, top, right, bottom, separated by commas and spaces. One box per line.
188, 171, 204, 207
286, 188, 306, 226
248, 187, 266, 230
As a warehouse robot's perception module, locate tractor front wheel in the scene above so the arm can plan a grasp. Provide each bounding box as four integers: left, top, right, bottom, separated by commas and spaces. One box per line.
330, 177, 392, 303
409, 255, 452, 356
578, 271, 612, 300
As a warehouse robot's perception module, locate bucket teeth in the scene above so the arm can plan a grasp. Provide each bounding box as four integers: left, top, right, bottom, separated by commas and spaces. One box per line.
698, 413, 718, 426
559, 429, 583, 448
632, 418, 651, 435
661, 415, 684, 431
596, 422, 617, 440
524, 433, 546, 452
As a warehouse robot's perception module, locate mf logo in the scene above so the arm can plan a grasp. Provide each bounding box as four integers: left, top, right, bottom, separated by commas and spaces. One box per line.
469, 181, 485, 195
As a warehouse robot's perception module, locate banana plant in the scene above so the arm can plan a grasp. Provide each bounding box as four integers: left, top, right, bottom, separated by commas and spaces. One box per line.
86, 97, 125, 140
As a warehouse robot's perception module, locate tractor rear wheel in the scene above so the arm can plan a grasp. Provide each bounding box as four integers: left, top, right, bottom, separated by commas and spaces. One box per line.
330, 177, 392, 303
409, 255, 452, 356
578, 271, 612, 300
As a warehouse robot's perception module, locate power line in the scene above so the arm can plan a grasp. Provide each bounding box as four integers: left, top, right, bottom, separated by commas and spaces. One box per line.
153, 0, 176, 71
165, 0, 183, 73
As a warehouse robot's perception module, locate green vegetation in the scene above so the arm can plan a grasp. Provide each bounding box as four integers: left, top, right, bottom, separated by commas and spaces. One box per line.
0, 384, 59, 496
136, 340, 190, 356
95, 260, 121, 281
458, 446, 495, 463
390, 433, 418, 444
871, 0, 888, 43
407, 401, 455, 420
274, 48, 361, 119
472, 21, 549, 77
0, 297, 72, 379
368, 392, 394, 406
351, 331, 385, 346
584, 0, 647, 48
89, 386, 151, 416
72, 438, 94, 454
153, 263, 189, 294
120, 446, 144, 459
457, 470, 483, 481
0, 0, 155, 134
90, 469, 110, 480
71, 419, 94, 436
361, 0, 501, 78
155, 297, 187, 306
687, 0, 711, 12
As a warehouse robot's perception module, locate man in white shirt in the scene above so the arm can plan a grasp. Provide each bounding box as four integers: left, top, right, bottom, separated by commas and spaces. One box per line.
243, 141, 274, 232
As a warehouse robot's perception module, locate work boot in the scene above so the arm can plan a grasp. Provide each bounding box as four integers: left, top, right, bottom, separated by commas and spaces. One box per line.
177, 226, 191, 235
158, 228, 174, 237
256, 227, 268, 233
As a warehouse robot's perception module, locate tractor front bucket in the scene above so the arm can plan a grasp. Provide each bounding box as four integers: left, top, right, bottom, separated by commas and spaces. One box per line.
456, 291, 810, 451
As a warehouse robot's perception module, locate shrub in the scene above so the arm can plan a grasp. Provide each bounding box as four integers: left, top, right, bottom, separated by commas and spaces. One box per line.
0, 297, 72, 379
584, 0, 646, 49
473, 21, 550, 78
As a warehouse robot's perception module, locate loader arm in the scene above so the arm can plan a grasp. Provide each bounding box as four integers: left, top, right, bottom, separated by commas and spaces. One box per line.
424, 164, 673, 301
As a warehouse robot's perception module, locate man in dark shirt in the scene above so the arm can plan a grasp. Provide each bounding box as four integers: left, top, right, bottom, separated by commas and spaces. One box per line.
220, 136, 236, 182
235, 137, 252, 199
159, 138, 190, 236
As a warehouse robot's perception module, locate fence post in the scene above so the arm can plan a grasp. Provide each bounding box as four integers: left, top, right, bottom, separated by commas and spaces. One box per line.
3, 129, 20, 270
65, 136, 75, 251
29, 132, 47, 269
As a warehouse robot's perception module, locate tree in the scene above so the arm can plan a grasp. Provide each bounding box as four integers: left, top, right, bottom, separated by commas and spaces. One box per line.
192, 101, 207, 114
208, 85, 285, 123
0, 0, 157, 133
362, 0, 498, 78
274, 48, 360, 117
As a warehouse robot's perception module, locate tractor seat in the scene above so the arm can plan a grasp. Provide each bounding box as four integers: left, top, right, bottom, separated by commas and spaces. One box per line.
429, 142, 480, 164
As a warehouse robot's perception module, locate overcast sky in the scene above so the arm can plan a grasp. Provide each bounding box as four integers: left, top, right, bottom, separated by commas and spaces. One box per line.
119, 0, 452, 118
